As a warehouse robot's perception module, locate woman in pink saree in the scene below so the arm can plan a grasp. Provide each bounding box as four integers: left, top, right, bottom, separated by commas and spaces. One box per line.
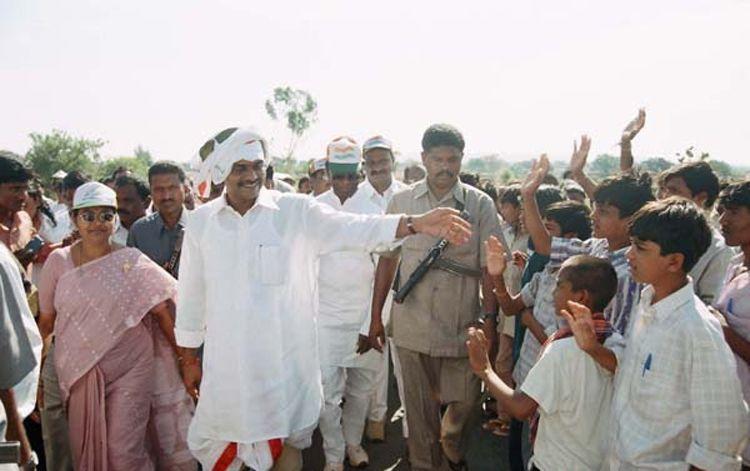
38, 182, 196, 470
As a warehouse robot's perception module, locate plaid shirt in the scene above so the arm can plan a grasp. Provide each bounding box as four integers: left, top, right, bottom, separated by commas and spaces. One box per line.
610, 282, 748, 470
550, 237, 639, 336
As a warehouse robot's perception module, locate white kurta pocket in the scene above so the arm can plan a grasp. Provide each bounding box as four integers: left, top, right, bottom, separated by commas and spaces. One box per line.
259, 245, 286, 285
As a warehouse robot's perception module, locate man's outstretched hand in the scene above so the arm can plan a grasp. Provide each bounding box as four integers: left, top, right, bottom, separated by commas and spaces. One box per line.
407, 208, 472, 244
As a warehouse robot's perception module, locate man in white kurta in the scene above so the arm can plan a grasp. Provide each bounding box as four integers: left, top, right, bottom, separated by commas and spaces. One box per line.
174, 128, 473, 471
357, 136, 410, 442
315, 136, 383, 470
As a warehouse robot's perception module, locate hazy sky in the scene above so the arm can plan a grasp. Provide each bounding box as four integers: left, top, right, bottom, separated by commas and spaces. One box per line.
2, 0, 749, 166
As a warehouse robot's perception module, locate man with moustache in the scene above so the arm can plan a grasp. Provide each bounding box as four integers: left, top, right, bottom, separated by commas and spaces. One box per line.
128, 161, 190, 278
357, 136, 410, 443
368, 124, 505, 470
113, 175, 150, 245
175, 127, 473, 471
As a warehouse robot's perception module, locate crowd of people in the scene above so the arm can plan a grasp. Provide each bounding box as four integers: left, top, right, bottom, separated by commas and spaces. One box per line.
1, 110, 750, 471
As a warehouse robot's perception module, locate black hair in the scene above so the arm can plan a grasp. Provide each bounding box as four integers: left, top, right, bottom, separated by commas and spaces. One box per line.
499, 184, 522, 207
459, 172, 480, 188
148, 161, 186, 184
111, 166, 130, 179
562, 169, 574, 180
266, 165, 274, 181
718, 180, 750, 210
27, 180, 57, 226
594, 172, 654, 218
535, 184, 565, 213
298, 176, 310, 188
100, 176, 115, 186
481, 181, 498, 201
0, 155, 34, 185
114, 175, 150, 201
629, 197, 711, 273
61, 171, 90, 191
560, 255, 618, 312
660, 161, 720, 208
421, 124, 465, 152
542, 174, 559, 186
544, 200, 592, 240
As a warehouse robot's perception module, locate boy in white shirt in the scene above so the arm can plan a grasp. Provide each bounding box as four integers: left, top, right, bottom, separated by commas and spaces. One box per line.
603, 197, 748, 470
468, 249, 622, 471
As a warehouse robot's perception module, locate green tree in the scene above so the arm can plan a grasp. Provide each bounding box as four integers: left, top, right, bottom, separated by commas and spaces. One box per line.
265, 86, 318, 159
709, 160, 735, 179
97, 156, 150, 181
638, 157, 673, 174
588, 154, 619, 180
134, 145, 154, 167
25, 130, 104, 184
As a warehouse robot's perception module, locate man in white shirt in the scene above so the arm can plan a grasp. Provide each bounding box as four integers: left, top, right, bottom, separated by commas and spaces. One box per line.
316, 137, 382, 470
357, 135, 410, 443
175, 127, 473, 471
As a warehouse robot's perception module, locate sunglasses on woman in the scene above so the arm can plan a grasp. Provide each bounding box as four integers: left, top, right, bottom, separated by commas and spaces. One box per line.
77, 209, 117, 224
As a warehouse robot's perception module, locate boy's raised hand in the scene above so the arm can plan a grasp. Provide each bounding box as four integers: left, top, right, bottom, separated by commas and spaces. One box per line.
621, 108, 646, 144
569, 135, 591, 177
561, 300, 598, 353
521, 154, 550, 196
484, 235, 508, 276
466, 327, 491, 377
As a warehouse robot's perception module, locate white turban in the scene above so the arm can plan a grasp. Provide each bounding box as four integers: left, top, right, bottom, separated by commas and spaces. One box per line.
195, 127, 269, 198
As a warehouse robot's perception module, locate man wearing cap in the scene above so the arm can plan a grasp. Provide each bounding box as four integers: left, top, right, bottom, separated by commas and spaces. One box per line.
308, 157, 331, 197
175, 127, 473, 471
368, 124, 505, 470
315, 136, 382, 470
358, 136, 410, 443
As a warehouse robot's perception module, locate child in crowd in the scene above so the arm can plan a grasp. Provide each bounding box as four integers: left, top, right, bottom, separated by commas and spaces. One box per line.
524, 154, 654, 336
659, 160, 734, 303
603, 197, 748, 469
714, 180, 750, 468
490, 199, 592, 386
468, 253, 622, 471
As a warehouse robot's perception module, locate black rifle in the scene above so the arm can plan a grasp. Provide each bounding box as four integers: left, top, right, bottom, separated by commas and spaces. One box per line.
393, 209, 471, 304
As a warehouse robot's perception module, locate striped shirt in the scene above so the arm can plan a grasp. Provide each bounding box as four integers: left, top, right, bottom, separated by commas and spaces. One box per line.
550, 237, 640, 336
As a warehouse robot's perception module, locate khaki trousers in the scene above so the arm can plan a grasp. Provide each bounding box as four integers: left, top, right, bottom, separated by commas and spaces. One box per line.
397, 347, 480, 471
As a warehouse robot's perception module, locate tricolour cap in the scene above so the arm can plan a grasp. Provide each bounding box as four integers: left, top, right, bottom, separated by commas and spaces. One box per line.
326, 136, 361, 175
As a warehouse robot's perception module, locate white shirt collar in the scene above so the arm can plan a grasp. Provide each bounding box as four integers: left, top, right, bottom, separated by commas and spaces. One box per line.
210, 187, 280, 217
639, 279, 695, 323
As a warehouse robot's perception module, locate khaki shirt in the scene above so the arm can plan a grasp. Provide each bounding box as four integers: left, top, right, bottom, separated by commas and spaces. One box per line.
385, 180, 504, 357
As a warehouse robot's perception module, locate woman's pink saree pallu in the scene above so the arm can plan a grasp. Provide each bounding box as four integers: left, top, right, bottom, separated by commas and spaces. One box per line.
53, 248, 197, 470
